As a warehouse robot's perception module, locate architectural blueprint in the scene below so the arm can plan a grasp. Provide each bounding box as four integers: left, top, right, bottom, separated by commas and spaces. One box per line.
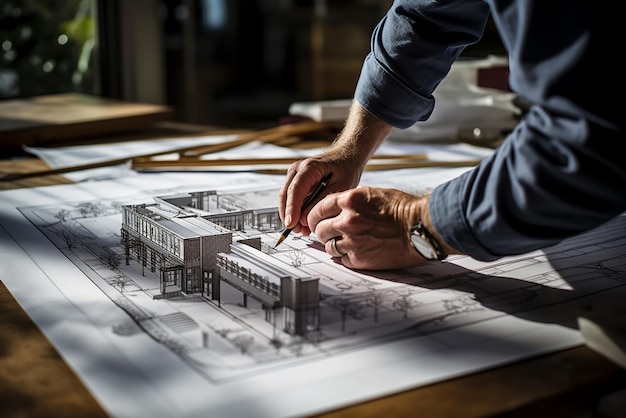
1, 169, 625, 418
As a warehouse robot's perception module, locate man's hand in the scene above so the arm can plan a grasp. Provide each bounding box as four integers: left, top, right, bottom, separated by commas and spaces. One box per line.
276, 153, 362, 237
307, 186, 434, 270
277, 100, 393, 236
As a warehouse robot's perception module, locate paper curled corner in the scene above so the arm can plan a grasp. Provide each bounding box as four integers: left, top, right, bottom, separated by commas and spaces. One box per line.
578, 310, 626, 369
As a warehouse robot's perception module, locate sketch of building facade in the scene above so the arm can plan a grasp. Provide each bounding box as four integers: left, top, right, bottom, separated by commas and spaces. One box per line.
120, 188, 319, 335
120, 202, 233, 297
216, 242, 320, 335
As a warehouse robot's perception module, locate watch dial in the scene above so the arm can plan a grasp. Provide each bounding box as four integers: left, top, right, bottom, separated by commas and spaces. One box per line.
411, 234, 437, 260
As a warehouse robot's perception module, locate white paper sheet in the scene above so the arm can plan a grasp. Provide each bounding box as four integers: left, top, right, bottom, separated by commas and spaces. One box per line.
2, 166, 625, 418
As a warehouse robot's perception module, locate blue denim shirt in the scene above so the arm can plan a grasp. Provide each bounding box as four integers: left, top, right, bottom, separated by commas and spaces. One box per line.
355, 0, 626, 261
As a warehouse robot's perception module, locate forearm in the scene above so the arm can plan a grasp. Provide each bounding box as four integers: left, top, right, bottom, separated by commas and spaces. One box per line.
336, 101, 462, 260
329, 100, 394, 171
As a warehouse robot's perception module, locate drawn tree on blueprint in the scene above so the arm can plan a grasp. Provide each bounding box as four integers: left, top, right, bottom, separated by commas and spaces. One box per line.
232, 334, 255, 354
327, 296, 367, 332
392, 288, 419, 319
77, 202, 105, 218
54, 209, 71, 222
366, 289, 390, 323
288, 250, 306, 267
60, 228, 78, 251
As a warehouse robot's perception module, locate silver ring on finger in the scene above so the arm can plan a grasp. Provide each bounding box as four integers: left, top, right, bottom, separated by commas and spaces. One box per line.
328, 237, 345, 258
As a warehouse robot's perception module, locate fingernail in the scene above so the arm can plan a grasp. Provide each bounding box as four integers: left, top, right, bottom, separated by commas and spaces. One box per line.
284, 215, 291, 226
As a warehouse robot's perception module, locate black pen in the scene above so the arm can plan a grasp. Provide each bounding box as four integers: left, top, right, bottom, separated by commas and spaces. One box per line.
274, 173, 333, 248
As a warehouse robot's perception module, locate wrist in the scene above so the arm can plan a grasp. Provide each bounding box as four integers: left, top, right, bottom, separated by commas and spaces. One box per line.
408, 193, 452, 260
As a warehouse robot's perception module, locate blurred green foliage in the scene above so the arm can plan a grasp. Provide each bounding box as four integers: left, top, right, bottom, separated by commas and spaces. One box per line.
0, 0, 99, 98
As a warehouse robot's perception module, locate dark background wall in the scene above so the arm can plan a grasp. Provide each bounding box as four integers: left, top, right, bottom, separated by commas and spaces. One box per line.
0, 0, 505, 129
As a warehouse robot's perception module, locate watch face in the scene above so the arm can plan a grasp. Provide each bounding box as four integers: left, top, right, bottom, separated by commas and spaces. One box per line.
410, 233, 438, 260
410, 223, 443, 260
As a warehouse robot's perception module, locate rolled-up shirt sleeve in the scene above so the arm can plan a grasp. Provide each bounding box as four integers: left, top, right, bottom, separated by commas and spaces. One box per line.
357, 0, 626, 261
355, 0, 490, 129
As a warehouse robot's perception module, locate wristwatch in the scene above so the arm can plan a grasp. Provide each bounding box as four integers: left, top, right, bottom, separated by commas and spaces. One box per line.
410, 222, 445, 261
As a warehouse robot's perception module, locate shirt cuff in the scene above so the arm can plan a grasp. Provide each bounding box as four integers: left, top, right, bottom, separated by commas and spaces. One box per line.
355, 54, 435, 129
429, 174, 500, 262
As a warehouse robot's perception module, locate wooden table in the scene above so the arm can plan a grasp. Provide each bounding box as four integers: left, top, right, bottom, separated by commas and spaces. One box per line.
1, 125, 625, 418
0, 93, 173, 153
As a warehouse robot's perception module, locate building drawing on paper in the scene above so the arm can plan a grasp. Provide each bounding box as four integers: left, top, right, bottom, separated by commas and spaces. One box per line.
120, 188, 320, 335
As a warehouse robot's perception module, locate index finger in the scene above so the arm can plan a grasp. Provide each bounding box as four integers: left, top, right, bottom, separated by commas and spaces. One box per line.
279, 166, 328, 229
277, 167, 297, 225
